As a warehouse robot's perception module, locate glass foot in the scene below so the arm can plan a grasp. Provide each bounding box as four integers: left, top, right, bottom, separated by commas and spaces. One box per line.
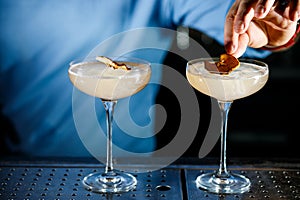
82, 171, 137, 193
196, 172, 250, 194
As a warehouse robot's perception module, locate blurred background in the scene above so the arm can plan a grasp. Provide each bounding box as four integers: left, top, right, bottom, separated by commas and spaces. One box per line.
1, 24, 299, 160
156, 27, 300, 159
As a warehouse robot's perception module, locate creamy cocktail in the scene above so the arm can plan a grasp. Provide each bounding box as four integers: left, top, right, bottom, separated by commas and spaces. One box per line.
187, 60, 268, 101
69, 61, 151, 100
69, 56, 151, 193
186, 57, 268, 194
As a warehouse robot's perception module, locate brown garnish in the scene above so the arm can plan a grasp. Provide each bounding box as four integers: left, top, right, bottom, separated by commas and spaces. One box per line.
96, 56, 131, 70
205, 54, 240, 75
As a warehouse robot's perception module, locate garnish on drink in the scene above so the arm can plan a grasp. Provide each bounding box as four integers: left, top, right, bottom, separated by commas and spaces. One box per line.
68, 57, 151, 193
187, 57, 268, 194
204, 54, 240, 75
96, 56, 131, 70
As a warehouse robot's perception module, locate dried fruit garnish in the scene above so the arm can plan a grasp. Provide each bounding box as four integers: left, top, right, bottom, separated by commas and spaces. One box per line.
205, 54, 240, 75
96, 56, 131, 70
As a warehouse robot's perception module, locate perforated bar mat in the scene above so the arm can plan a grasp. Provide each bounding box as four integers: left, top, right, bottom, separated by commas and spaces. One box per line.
0, 165, 182, 200
1, 163, 299, 199
185, 168, 300, 199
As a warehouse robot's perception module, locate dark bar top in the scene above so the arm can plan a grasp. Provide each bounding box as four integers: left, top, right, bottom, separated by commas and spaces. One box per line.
0, 157, 299, 200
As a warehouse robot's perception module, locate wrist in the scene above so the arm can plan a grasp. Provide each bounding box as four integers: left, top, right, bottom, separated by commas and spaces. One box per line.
261, 20, 300, 51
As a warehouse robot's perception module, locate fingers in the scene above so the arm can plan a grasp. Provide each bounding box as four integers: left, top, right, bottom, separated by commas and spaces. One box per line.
276, 0, 300, 22
254, 0, 276, 18
225, 0, 276, 57
290, 0, 300, 21
225, 0, 299, 57
224, 0, 255, 56
233, 0, 275, 33
224, 1, 239, 54
231, 33, 250, 58
234, 0, 256, 33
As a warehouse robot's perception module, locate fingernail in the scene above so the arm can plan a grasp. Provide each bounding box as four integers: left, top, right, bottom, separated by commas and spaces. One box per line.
255, 5, 265, 16
225, 42, 236, 53
230, 43, 236, 53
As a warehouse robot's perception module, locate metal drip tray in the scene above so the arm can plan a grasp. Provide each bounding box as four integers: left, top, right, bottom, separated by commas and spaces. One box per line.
0, 159, 299, 199
0, 165, 182, 200
185, 168, 300, 200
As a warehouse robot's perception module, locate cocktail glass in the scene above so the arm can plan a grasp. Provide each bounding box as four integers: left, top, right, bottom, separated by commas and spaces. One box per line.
68, 56, 151, 193
186, 58, 268, 194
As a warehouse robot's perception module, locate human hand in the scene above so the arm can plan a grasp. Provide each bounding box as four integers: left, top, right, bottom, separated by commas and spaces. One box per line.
225, 0, 300, 57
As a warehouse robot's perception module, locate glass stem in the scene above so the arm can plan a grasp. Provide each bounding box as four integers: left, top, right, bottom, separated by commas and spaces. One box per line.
103, 100, 117, 174
217, 100, 232, 178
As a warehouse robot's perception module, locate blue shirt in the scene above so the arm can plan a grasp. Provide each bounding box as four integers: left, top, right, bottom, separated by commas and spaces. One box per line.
0, 0, 270, 157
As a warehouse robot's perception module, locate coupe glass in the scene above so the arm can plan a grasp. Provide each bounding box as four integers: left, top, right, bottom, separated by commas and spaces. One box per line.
68, 56, 151, 193
186, 58, 268, 194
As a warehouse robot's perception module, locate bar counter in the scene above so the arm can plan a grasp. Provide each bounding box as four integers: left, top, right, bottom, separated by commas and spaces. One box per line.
1, 157, 299, 199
